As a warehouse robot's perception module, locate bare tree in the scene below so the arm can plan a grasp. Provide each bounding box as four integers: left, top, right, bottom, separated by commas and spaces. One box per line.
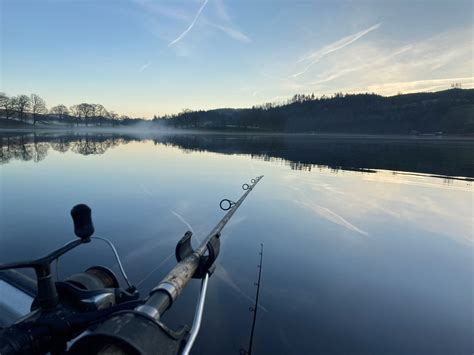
92, 104, 107, 125
69, 105, 81, 126
12, 95, 31, 122
77, 103, 94, 126
106, 110, 119, 125
50, 105, 69, 121
30, 94, 47, 125
92, 104, 107, 117
0, 93, 15, 120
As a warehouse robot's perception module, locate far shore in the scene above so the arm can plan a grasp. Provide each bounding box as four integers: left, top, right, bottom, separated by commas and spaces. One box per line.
1, 126, 474, 142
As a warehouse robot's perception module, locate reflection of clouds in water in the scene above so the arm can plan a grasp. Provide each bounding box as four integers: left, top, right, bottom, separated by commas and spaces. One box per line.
311, 182, 344, 195
215, 264, 268, 312
284, 170, 472, 245
375, 192, 472, 244
135, 252, 175, 287
362, 172, 472, 192
288, 183, 368, 237
247, 158, 257, 176
170, 209, 195, 234
225, 214, 248, 231
300, 201, 369, 236
340, 176, 472, 244
123, 238, 172, 265
139, 184, 153, 197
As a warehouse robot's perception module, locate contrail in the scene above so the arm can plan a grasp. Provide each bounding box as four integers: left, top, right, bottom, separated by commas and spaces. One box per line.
139, 61, 151, 72
206, 22, 251, 43
293, 23, 381, 77
169, 0, 208, 46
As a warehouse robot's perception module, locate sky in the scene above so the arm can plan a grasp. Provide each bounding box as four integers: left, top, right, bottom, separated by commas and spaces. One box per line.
1, 0, 473, 118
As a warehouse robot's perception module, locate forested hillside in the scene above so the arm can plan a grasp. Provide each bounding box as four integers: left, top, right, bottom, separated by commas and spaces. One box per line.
154, 89, 474, 134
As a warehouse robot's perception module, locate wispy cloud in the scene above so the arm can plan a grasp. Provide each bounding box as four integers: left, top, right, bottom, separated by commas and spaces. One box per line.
206, 22, 251, 43
264, 26, 473, 100
205, 0, 250, 43
134, 0, 249, 49
367, 76, 474, 95
308, 44, 413, 86
139, 61, 151, 72
133, 0, 190, 22
168, 0, 208, 46
292, 23, 381, 78
214, 0, 231, 22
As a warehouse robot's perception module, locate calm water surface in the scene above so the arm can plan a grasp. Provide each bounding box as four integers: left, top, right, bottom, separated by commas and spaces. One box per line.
0, 132, 473, 354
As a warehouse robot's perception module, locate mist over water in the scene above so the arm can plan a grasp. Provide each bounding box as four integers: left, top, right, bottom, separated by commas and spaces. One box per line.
0, 131, 472, 354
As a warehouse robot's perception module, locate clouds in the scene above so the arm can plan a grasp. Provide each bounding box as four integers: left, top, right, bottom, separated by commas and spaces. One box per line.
367, 77, 474, 95
129, 1, 472, 113
342, 27, 474, 94
206, 22, 251, 43
139, 61, 151, 72
168, 0, 209, 46
134, 0, 250, 50
292, 23, 381, 78
259, 24, 474, 104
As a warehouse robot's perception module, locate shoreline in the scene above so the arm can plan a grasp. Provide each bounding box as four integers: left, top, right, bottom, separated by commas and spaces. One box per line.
1, 127, 473, 142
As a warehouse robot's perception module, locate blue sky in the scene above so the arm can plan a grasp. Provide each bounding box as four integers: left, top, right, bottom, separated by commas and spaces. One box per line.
1, 0, 473, 117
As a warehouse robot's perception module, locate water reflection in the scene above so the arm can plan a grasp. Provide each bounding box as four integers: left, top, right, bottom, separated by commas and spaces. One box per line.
1, 131, 473, 180
0, 132, 128, 163
0, 130, 472, 354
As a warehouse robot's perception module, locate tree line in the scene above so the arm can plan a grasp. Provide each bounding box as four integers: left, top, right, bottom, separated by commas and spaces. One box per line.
153, 88, 474, 134
2, 88, 473, 134
0, 92, 141, 126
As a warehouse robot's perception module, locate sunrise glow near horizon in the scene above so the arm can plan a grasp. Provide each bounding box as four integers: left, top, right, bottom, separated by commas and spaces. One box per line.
1, 0, 473, 118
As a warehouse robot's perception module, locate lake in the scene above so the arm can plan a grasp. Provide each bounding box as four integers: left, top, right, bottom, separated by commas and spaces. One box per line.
0, 131, 473, 354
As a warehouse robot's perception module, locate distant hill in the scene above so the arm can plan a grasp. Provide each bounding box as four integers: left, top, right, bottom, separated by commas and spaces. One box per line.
153, 89, 474, 134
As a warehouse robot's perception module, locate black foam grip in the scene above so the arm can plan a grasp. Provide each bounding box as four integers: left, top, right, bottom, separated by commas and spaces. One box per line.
71, 204, 94, 239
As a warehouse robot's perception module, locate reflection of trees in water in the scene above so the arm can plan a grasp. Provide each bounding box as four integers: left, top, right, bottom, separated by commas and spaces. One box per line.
50, 137, 71, 153
157, 134, 474, 181
0, 133, 132, 164
0, 132, 473, 182
33, 142, 49, 162
1, 135, 40, 163
71, 135, 109, 155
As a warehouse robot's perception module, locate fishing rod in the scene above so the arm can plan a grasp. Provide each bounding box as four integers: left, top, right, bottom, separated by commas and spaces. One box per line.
0, 176, 263, 355
133, 175, 265, 324
241, 243, 264, 355
248, 243, 264, 355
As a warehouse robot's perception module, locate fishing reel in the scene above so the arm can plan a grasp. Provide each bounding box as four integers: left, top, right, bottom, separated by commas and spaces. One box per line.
0, 176, 264, 355
0, 204, 140, 354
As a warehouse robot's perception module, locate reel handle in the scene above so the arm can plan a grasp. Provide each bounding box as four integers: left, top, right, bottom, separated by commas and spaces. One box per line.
71, 204, 95, 240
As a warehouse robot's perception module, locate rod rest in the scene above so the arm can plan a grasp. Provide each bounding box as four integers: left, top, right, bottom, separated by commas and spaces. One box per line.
175, 231, 220, 278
